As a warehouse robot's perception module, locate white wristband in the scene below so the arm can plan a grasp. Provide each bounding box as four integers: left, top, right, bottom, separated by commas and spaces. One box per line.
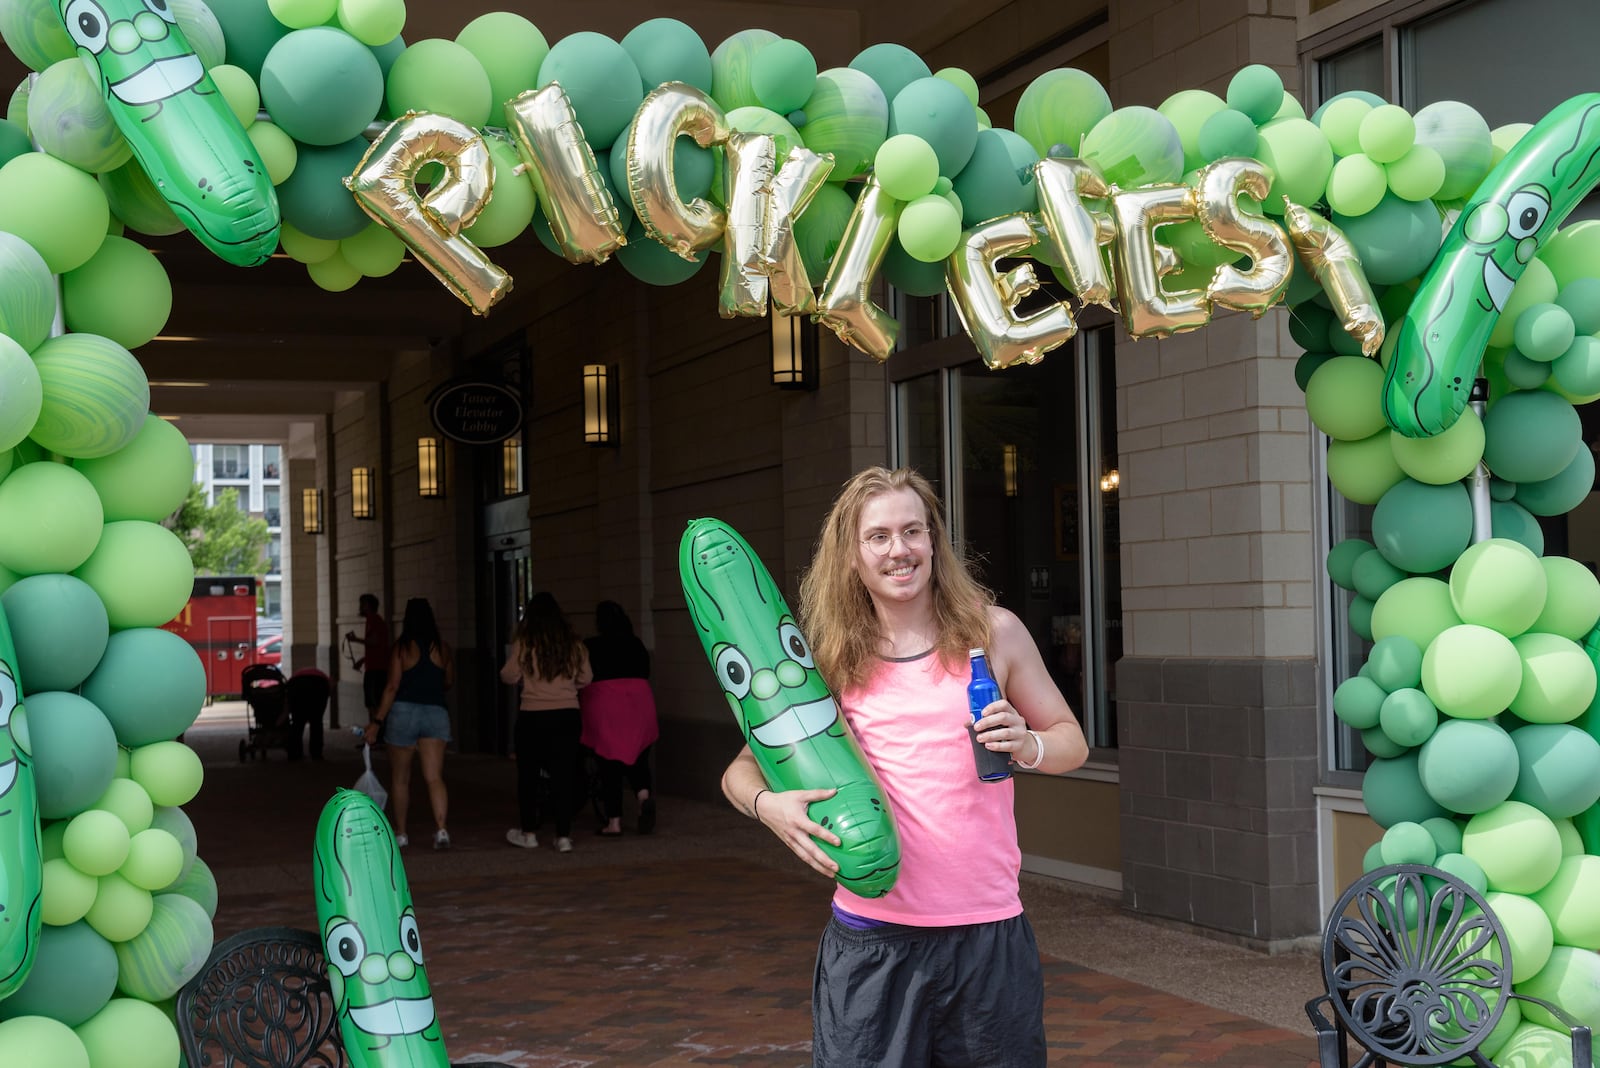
1016, 729, 1045, 770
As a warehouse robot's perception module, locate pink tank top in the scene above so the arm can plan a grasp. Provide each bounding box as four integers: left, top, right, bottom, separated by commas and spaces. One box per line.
833, 651, 1023, 926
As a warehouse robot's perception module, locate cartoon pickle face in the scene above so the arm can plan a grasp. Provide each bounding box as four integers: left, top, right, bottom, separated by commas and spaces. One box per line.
313, 794, 445, 1057
58, 0, 206, 113
711, 615, 844, 760
0, 661, 24, 803
1461, 182, 1552, 314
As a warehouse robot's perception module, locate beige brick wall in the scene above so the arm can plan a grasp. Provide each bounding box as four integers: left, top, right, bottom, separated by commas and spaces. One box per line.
1118, 310, 1317, 658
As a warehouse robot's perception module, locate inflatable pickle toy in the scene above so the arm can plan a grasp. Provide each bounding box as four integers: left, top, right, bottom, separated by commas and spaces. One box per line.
0, 601, 40, 1000
55, 0, 281, 266
680, 518, 900, 897
313, 790, 449, 1068
1386, 93, 1600, 437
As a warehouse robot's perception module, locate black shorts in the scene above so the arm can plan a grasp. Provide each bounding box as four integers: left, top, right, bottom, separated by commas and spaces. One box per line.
363, 670, 387, 714
811, 913, 1046, 1068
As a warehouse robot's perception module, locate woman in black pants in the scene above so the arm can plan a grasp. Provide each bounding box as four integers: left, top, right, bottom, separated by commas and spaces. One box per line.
500, 592, 591, 854
583, 601, 659, 835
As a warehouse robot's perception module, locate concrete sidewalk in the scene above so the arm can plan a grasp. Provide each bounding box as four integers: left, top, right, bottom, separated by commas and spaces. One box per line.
184, 704, 1322, 1066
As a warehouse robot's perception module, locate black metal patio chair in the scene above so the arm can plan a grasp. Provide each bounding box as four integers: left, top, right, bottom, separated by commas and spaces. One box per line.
175, 926, 513, 1068
1306, 863, 1593, 1068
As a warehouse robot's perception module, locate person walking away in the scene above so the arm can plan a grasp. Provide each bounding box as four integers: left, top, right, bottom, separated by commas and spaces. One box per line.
720, 466, 1089, 1067
346, 594, 391, 733
581, 600, 659, 835
364, 598, 454, 850
501, 592, 592, 853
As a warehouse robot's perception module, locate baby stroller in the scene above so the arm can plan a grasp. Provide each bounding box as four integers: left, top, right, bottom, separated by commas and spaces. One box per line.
239, 664, 293, 761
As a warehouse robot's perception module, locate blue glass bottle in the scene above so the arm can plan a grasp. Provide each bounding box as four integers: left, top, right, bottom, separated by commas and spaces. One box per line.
967, 648, 1012, 782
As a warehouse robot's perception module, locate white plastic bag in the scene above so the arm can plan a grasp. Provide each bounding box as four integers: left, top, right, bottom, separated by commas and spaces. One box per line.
354, 744, 388, 810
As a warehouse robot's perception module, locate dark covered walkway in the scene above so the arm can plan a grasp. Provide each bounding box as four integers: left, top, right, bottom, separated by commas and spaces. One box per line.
186, 707, 1320, 1066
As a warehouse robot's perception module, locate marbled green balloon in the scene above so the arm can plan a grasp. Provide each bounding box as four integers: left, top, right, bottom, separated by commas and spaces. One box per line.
28, 333, 148, 459
709, 28, 779, 112
800, 67, 888, 183
98, 159, 184, 238
1014, 67, 1112, 159
113, 892, 212, 1001
0, 0, 75, 73
26, 59, 131, 174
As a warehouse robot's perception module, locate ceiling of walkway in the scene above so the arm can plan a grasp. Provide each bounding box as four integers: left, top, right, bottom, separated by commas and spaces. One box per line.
2, 0, 1103, 443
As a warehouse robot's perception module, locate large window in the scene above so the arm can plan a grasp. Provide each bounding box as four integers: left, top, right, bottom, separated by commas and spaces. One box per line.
262, 445, 281, 480
212, 445, 248, 481
263, 487, 280, 529
892, 326, 1121, 751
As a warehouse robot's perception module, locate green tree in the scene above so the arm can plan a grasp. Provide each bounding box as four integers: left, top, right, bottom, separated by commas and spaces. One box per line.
168, 483, 272, 576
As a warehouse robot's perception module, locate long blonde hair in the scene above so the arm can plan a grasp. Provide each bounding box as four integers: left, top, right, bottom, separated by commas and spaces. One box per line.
798, 467, 992, 691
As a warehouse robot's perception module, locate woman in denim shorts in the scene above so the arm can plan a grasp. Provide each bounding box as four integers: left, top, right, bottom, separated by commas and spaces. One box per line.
365, 598, 454, 849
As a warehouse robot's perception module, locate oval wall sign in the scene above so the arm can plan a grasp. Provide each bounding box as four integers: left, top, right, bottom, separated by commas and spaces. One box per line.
429, 380, 524, 444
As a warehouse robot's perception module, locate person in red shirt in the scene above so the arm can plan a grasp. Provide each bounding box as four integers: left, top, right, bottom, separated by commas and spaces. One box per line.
345, 594, 391, 732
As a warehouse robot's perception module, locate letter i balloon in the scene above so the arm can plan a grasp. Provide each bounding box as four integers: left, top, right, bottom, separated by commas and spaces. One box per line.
679, 518, 900, 897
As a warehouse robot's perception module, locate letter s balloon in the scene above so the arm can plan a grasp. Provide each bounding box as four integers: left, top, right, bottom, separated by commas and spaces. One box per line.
313, 790, 450, 1068
1386, 93, 1600, 437
0, 602, 40, 1001
679, 518, 900, 897
55, 0, 281, 266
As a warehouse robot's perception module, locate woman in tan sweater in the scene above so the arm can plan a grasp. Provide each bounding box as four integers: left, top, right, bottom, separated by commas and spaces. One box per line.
499, 592, 592, 853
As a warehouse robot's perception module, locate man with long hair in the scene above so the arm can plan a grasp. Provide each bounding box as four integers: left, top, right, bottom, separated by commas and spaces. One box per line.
721, 466, 1088, 1066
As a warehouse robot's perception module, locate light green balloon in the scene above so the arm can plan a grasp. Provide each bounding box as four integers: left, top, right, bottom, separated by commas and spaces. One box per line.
1417, 717, 1516, 813
1541, 220, 1600, 292
1510, 631, 1595, 724
388, 37, 494, 134
1359, 104, 1416, 164
1389, 405, 1483, 485
1532, 857, 1600, 948
41, 857, 97, 927
27, 58, 131, 173
1531, 556, 1600, 640
897, 194, 961, 263
1014, 67, 1110, 159
72, 520, 194, 630
0, 462, 104, 575
121, 829, 184, 892
279, 220, 338, 264
206, 64, 260, 128
73, 413, 195, 523
130, 741, 204, 808
336, 0, 405, 48
94, 778, 153, 836
1420, 623, 1522, 720
1464, 801, 1563, 896
463, 136, 536, 250
1325, 153, 1386, 217
0, 151, 109, 273
1490, 255, 1559, 350
1482, 893, 1553, 982
84, 872, 153, 943
1385, 144, 1444, 202
0, 1016, 87, 1068
247, 121, 297, 185
456, 12, 548, 113
1326, 430, 1405, 505
1305, 356, 1387, 441
1254, 118, 1333, 212
1556, 817, 1585, 858
875, 133, 940, 201
1157, 89, 1226, 172
1225, 64, 1283, 125
267, 0, 334, 29
1379, 820, 1437, 865
62, 809, 131, 878
340, 222, 406, 277
73, 996, 180, 1068
61, 235, 173, 350
1372, 577, 1461, 653
1450, 538, 1547, 638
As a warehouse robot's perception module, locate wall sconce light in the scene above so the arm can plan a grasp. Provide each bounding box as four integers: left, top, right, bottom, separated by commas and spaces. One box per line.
301, 487, 324, 534
1003, 444, 1019, 498
771, 302, 818, 389
1100, 469, 1120, 493
351, 466, 375, 519
583, 363, 618, 446
417, 437, 443, 498
501, 438, 524, 495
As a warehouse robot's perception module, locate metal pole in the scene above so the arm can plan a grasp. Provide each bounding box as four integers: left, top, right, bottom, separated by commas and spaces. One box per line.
1468, 376, 1492, 544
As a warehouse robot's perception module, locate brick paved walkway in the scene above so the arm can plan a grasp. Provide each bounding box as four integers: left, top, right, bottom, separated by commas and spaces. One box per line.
186, 709, 1319, 1067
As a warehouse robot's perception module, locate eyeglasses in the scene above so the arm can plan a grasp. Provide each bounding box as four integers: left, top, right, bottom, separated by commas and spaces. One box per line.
861, 526, 931, 556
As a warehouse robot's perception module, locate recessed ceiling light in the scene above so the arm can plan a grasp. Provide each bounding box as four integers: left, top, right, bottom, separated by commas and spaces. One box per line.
151, 335, 203, 342
157, 414, 181, 421
149, 380, 210, 388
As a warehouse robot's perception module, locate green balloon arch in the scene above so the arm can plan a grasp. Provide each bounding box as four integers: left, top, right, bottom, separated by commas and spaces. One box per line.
4, 0, 1600, 1063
